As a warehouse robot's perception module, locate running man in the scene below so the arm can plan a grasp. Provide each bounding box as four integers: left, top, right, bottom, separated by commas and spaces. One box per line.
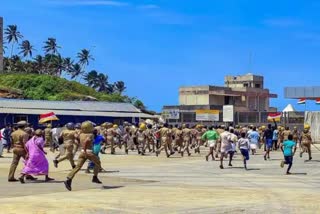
238, 132, 250, 170
280, 134, 297, 175
202, 126, 219, 161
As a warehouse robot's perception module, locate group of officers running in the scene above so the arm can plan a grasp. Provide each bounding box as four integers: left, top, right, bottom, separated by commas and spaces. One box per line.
6, 119, 314, 191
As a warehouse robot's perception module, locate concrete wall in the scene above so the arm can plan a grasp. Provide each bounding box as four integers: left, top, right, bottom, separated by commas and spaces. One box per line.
179, 94, 209, 105
225, 74, 264, 89
0, 17, 3, 71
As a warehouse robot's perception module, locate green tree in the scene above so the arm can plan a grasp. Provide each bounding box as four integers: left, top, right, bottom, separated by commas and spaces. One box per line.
70, 63, 83, 79
133, 99, 146, 110
113, 81, 126, 94
77, 49, 94, 67
19, 40, 35, 58
93, 73, 108, 92
43, 38, 60, 74
84, 70, 98, 87
4, 25, 23, 57
34, 55, 45, 74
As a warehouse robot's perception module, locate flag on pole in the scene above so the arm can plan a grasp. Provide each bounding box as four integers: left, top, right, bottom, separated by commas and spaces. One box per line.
267, 112, 281, 122
316, 99, 320, 105
298, 98, 306, 104
39, 112, 59, 124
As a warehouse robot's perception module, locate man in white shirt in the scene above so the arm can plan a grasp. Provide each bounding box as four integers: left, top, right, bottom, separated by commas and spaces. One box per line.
0, 126, 4, 157
219, 127, 236, 169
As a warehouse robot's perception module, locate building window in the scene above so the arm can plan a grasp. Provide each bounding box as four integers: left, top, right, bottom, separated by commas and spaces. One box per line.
243, 83, 249, 87
13, 115, 28, 124
255, 84, 261, 88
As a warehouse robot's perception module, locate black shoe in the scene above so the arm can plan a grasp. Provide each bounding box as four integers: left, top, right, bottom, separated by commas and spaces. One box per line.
64, 178, 72, 191
219, 165, 224, 169
309, 157, 312, 160
92, 176, 102, 184
170, 151, 175, 155
72, 165, 76, 169
19, 177, 25, 184
26, 176, 38, 181
205, 156, 209, 162
8, 178, 19, 182
188, 153, 191, 156
264, 156, 267, 161
45, 177, 55, 182
228, 163, 233, 167
53, 160, 58, 168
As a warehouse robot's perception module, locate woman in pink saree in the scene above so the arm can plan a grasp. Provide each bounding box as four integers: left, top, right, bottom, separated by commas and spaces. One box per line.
19, 129, 54, 183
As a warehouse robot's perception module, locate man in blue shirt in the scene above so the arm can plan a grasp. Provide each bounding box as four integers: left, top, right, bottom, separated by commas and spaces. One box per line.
86, 129, 104, 173
280, 134, 297, 175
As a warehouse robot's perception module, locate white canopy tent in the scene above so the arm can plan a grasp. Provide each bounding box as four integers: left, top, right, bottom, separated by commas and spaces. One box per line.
282, 104, 296, 112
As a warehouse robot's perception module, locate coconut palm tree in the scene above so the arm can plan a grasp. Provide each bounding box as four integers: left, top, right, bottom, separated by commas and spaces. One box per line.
52, 54, 65, 76
43, 38, 60, 73
70, 63, 83, 79
84, 70, 98, 87
77, 49, 94, 67
19, 40, 35, 58
34, 55, 45, 74
93, 73, 108, 92
4, 25, 23, 57
113, 81, 126, 94
43, 38, 60, 55
63, 57, 74, 73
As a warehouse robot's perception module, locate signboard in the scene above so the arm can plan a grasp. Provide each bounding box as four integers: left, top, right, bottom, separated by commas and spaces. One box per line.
195, 110, 219, 121
162, 109, 180, 119
223, 105, 234, 122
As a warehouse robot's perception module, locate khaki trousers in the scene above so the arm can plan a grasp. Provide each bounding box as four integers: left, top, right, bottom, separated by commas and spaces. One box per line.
67, 152, 101, 179
8, 148, 26, 180
57, 143, 75, 167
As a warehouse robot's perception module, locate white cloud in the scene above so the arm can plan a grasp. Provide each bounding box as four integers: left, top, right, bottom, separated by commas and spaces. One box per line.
263, 18, 302, 27
51, 0, 129, 7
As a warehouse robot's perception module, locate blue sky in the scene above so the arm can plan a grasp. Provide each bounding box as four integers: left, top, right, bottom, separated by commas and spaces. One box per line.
1, 0, 320, 112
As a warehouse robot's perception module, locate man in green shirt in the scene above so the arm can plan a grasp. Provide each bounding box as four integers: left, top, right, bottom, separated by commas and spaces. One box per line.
202, 126, 220, 161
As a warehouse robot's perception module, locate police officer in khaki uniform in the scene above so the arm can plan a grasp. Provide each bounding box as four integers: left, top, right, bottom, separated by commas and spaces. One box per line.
137, 123, 147, 155
72, 123, 81, 158
194, 125, 203, 154
156, 123, 172, 158
174, 126, 183, 154
106, 124, 118, 154
181, 124, 192, 157
283, 127, 291, 142
292, 126, 300, 144
64, 121, 102, 191
300, 124, 312, 160
144, 124, 155, 153
53, 123, 76, 169
44, 124, 52, 151
8, 121, 29, 182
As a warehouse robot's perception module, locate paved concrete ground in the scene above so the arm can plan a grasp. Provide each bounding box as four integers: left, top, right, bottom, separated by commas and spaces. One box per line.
1, 146, 320, 213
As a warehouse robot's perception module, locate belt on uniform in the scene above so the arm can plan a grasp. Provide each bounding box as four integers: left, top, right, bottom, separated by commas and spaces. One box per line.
81, 149, 93, 152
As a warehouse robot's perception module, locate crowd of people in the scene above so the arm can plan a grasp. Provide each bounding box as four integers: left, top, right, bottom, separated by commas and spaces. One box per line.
0, 119, 314, 191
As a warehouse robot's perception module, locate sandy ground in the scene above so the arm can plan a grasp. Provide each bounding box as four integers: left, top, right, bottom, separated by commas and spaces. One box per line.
1, 146, 320, 213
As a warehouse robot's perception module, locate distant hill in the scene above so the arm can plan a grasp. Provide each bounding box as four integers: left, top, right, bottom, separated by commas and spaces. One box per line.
0, 74, 128, 102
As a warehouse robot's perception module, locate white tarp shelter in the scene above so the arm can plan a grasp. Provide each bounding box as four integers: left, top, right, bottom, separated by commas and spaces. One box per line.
305, 112, 320, 143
